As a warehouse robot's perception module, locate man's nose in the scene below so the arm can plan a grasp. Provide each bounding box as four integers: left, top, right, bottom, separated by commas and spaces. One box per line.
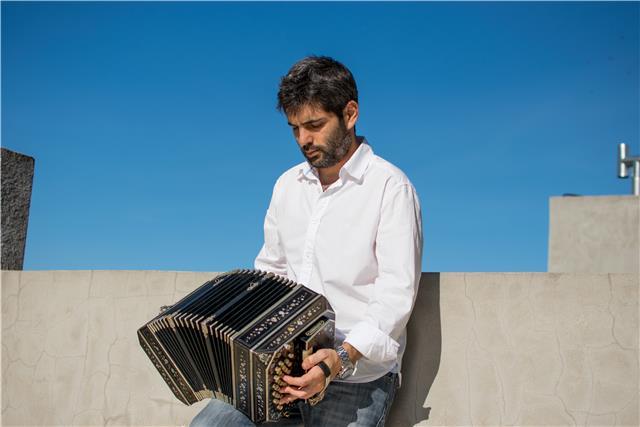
297, 128, 313, 147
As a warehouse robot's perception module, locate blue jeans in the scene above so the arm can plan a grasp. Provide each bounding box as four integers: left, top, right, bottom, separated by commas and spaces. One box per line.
190, 372, 399, 427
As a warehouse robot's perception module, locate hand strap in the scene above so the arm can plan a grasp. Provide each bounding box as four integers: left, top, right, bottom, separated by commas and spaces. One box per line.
317, 361, 331, 378
308, 361, 332, 406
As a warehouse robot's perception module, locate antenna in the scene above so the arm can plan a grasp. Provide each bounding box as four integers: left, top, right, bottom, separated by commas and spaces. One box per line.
617, 143, 640, 196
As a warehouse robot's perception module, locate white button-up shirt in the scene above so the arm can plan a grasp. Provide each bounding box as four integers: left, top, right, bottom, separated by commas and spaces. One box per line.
255, 139, 423, 383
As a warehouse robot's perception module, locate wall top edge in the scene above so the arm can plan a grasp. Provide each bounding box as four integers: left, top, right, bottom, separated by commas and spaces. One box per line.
549, 195, 640, 201
2, 270, 638, 278
0, 147, 36, 162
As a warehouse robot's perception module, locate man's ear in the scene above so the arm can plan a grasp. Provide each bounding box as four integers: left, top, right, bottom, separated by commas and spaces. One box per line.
342, 100, 359, 131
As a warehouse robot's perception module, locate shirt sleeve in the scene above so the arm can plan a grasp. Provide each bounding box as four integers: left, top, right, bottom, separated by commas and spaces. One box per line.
344, 181, 423, 363
254, 178, 288, 277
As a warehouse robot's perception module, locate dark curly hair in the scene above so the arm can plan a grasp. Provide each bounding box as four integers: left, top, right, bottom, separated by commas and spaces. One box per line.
277, 56, 358, 118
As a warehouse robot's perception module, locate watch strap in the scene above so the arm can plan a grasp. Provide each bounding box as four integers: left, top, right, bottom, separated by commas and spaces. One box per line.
336, 345, 354, 379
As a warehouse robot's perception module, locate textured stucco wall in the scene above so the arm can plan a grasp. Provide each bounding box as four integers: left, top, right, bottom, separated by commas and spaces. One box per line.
548, 196, 640, 274
410, 273, 639, 427
2, 271, 638, 426
0, 148, 35, 270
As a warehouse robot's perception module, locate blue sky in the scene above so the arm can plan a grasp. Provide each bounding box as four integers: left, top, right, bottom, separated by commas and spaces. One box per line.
2, 1, 638, 272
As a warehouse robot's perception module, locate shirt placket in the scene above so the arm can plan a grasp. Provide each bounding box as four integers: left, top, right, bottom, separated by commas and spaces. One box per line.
298, 186, 334, 286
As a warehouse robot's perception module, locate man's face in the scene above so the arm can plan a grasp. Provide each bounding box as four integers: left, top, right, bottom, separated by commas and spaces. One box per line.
287, 105, 352, 169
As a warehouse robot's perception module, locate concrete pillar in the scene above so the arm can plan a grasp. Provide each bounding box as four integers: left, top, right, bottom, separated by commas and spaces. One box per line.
1, 148, 35, 270
548, 195, 640, 274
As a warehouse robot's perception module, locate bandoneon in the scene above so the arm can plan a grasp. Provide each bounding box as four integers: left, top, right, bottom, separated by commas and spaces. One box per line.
137, 269, 335, 423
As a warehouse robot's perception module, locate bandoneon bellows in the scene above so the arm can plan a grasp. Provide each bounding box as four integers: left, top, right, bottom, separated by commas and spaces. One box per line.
137, 269, 335, 423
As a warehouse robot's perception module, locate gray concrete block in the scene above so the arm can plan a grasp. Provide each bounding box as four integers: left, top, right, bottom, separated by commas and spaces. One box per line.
1, 148, 35, 270
548, 195, 640, 274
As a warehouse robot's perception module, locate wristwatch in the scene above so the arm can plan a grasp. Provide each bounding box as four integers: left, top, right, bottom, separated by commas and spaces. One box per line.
335, 345, 355, 379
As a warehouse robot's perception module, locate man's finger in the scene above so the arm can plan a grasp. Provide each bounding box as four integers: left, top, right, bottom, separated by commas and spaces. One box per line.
277, 393, 299, 405
282, 372, 314, 387
281, 386, 308, 400
301, 348, 331, 371
279, 382, 322, 403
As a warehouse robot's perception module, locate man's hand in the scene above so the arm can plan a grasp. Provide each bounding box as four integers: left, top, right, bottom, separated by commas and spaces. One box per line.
278, 348, 340, 405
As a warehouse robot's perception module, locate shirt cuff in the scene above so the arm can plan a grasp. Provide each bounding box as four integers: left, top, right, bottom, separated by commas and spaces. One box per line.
344, 321, 400, 363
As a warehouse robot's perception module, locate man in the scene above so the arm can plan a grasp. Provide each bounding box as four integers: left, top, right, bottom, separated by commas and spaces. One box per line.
192, 56, 422, 426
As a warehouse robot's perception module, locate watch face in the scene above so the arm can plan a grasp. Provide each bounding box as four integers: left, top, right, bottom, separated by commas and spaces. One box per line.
338, 365, 353, 379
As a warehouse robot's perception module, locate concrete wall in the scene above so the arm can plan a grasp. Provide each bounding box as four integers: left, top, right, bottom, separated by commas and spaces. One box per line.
401, 273, 639, 427
0, 148, 35, 270
548, 196, 639, 274
2, 271, 638, 426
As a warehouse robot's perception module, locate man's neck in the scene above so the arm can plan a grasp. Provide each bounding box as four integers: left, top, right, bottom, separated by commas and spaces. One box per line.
318, 135, 360, 186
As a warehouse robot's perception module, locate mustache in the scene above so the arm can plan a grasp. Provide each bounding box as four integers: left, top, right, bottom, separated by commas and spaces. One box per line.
301, 143, 324, 153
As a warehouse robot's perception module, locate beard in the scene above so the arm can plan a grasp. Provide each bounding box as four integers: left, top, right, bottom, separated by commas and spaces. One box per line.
301, 121, 352, 168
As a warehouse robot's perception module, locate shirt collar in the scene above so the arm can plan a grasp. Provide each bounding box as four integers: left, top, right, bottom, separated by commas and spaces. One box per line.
298, 136, 373, 184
